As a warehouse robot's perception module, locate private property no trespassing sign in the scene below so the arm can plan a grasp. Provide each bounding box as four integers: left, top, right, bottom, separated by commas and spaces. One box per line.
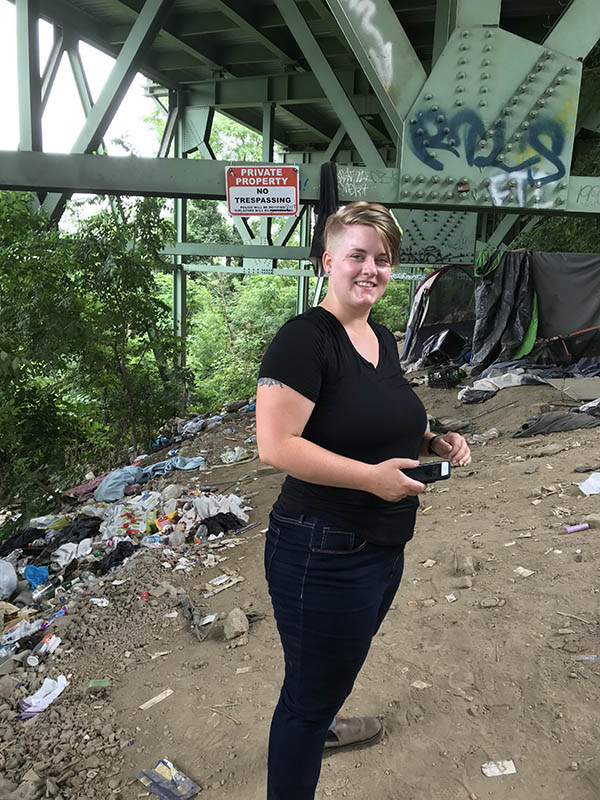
225, 165, 299, 216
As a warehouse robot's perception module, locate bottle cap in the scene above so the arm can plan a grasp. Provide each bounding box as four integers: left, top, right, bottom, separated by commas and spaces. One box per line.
26, 655, 40, 667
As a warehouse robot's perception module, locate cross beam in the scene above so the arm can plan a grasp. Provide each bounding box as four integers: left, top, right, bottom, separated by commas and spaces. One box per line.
3, 150, 600, 217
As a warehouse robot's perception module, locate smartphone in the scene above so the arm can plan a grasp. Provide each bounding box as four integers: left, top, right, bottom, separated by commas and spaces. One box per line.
402, 460, 451, 484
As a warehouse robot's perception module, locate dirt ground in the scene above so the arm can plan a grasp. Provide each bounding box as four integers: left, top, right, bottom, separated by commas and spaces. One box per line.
2, 383, 600, 800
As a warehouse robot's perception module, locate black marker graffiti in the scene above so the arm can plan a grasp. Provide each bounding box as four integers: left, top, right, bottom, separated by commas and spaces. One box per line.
409, 108, 566, 186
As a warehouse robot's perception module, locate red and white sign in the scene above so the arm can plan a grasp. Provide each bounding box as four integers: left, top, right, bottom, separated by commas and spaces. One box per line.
225, 165, 299, 216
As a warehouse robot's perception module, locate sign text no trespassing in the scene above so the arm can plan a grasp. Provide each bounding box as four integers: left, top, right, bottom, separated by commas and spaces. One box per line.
225, 166, 299, 216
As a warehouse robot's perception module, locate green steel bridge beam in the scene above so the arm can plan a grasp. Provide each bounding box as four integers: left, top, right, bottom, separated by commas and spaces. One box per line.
5, 151, 600, 217
273, 0, 386, 170
110, 0, 232, 78
210, 0, 300, 68
41, 26, 64, 115
173, 117, 186, 367
163, 244, 311, 260
324, 0, 427, 142
42, 0, 175, 222
544, 0, 600, 61
157, 90, 182, 158
9, 0, 174, 88
16, 0, 42, 153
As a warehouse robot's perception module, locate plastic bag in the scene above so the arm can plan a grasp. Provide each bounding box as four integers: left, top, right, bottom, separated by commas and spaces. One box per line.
0, 559, 17, 600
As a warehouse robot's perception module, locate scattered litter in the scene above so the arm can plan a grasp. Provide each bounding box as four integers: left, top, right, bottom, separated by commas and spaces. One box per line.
139, 688, 174, 711
86, 679, 111, 695
17, 675, 69, 719
481, 759, 517, 777
572, 654, 598, 662
480, 597, 505, 608
468, 427, 500, 445
220, 446, 249, 464
421, 559, 437, 568
236, 666, 253, 674
514, 566, 535, 578
164, 611, 178, 619
564, 523, 590, 534
411, 680, 432, 689
504, 541, 516, 547
89, 597, 109, 607
204, 573, 245, 596
445, 593, 457, 603
578, 472, 600, 496
137, 758, 201, 800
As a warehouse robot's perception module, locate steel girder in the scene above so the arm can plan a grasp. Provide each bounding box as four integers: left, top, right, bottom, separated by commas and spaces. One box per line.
324, 0, 427, 141
3, 151, 600, 218
16, 0, 42, 153
273, 0, 386, 170
42, 0, 175, 221
544, 0, 600, 62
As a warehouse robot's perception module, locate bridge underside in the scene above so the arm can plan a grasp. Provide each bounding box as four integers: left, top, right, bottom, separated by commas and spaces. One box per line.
7, 0, 600, 331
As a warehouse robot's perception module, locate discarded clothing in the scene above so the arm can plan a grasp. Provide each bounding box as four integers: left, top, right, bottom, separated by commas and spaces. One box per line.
204, 512, 245, 537
64, 472, 110, 502
513, 411, 600, 438
94, 456, 207, 503
23, 564, 49, 590
37, 515, 102, 564
0, 528, 45, 558
94, 541, 136, 575
459, 371, 546, 404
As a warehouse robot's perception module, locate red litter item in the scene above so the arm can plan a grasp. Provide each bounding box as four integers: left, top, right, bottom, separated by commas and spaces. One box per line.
140, 591, 150, 600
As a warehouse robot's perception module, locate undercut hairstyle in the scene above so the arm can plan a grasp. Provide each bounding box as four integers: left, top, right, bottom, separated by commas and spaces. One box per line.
324, 202, 403, 266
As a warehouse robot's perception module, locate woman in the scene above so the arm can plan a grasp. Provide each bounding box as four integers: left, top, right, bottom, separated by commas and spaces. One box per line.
256, 202, 471, 800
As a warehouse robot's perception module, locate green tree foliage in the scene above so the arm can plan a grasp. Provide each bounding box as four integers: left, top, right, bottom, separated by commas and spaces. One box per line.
0, 193, 184, 507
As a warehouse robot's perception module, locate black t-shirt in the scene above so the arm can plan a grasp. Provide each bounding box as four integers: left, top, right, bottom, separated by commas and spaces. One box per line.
259, 306, 428, 546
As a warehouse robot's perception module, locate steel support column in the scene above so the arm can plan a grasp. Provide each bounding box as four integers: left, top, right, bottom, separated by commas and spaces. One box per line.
325, 0, 426, 140
544, 0, 600, 61
173, 119, 186, 367
41, 26, 64, 115
158, 90, 182, 158
16, 0, 42, 152
296, 202, 311, 315
43, 0, 174, 221
273, 0, 386, 169
260, 103, 274, 244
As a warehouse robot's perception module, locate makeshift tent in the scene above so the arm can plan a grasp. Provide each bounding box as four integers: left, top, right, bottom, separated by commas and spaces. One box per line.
400, 265, 476, 367
401, 252, 600, 373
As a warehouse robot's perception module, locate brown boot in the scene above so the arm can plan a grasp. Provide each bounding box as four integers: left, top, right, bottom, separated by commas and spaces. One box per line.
323, 716, 384, 755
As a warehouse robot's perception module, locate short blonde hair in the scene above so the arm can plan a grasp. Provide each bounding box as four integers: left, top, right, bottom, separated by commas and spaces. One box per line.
324, 202, 402, 265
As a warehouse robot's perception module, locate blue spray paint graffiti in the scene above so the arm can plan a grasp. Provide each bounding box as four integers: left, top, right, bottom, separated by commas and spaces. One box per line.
408, 108, 566, 186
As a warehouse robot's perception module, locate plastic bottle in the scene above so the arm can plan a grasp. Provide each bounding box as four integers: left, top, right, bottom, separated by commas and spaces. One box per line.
0, 643, 18, 665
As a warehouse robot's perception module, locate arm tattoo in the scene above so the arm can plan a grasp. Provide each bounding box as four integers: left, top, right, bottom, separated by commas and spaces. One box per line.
258, 377, 285, 388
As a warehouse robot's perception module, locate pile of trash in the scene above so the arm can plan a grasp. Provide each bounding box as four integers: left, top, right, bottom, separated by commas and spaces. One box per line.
0, 481, 252, 663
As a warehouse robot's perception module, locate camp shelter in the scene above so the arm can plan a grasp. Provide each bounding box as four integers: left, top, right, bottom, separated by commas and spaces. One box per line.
400, 265, 476, 368
401, 252, 600, 373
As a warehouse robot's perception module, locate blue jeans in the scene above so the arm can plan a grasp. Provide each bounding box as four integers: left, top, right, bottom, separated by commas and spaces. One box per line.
265, 507, 406, 800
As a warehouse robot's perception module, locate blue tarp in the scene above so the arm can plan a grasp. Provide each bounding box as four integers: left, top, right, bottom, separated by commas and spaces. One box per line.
94, 456, 206, 503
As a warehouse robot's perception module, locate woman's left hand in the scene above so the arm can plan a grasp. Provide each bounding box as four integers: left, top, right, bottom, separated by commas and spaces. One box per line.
431, 433, 471, 467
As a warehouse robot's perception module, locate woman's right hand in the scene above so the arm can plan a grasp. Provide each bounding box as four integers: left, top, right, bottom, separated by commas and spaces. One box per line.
367, 458, 426, 501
